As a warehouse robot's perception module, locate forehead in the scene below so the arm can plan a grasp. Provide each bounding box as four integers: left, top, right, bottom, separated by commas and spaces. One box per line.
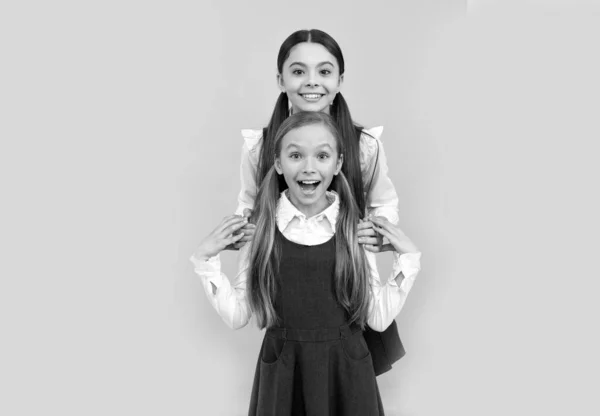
284, 42, 339, 67
281, 124, 338, 151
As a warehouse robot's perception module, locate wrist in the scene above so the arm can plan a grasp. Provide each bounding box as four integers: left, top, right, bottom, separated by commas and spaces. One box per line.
397, 241, 419, 255
193, 245, 212, 262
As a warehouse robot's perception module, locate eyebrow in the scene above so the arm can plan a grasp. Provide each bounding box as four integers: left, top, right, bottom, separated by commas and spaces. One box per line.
284, 142, 335, 151
287, 61, 335, 68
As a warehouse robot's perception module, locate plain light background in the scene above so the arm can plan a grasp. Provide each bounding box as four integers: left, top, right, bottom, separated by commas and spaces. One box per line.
1, 0, 599, 415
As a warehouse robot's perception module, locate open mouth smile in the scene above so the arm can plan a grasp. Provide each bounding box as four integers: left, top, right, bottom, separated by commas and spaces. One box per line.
300, 93, 325, 101
297, 180, 321, 192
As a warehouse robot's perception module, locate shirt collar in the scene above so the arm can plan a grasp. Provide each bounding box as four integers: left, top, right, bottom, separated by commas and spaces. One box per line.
276, 190, 340, 231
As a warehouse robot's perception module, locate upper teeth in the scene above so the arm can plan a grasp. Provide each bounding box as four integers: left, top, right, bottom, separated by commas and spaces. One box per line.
301, 180, 319, 184
303, 94, 322, 99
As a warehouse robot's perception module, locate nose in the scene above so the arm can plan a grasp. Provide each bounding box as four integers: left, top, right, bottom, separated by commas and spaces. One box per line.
306, 71, 319, 87
302, 157, 317, 173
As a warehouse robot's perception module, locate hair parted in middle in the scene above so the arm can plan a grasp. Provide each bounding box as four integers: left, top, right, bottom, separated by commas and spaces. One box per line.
256, 29, 373, 218
248, 111, 371, 329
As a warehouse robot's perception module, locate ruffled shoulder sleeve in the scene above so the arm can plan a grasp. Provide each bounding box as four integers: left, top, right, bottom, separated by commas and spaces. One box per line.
359, 126, 384, 172
237, 129, 264, 215
358, 125, 400, 224
241, 128, 264, 153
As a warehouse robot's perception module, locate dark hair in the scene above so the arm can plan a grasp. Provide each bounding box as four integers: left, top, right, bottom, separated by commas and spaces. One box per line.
249, 112, 370, 329
256, 29, 367, 216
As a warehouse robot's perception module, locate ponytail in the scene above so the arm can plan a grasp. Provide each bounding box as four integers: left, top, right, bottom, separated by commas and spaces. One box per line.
248, 166, 282, 329
332, 171, 370, 328
257, 92, 290, 188
331, 93, 366, 217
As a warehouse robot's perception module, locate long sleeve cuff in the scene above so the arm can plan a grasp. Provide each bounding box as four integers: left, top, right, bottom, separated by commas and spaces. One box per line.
390, 251, 422, 291
190, 249, 252, 330
189, 254, 225, 290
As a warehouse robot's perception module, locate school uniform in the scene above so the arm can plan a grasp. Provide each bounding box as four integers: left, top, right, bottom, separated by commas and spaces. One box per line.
191, 192, 421, 415
235, 126, 409, 375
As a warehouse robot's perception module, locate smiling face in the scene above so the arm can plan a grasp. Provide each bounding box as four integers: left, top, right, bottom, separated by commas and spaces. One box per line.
278, 42, 343, 115
275, 123, 343, 217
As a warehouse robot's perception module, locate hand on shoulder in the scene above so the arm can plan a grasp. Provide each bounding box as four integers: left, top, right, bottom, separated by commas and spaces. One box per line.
225, 208, 255, 250
194, 215, 248, 260
370, 216, 419, 255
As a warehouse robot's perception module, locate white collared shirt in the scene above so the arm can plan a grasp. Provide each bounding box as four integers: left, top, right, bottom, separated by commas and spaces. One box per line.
190, 191, 422, 331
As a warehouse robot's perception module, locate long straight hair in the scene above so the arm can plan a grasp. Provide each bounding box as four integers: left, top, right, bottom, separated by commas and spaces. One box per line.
248, 112, 371, 329
256, 29, 367, 216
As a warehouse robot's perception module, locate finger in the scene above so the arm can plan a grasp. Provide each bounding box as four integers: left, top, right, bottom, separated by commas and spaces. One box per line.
372, 224, 394, 241
357, 221, 370, 230
357, 228, 376, 238
221, 214, 243, 225
221, 215, 248, 229
233, 240, 246, 250
242, 208, 253, 218
380, 243, 396, 253
239, 234, 253, 243
372, 217, 405, 236
363, 244, 382, 253
359, 237, 380, 245
241, 225, 256, 234
225, 221, 248, 237
219, 215, 246, 231
219, 217, 248, 235
224, 243, 238, 251
369, 216, 387, 226
227, 232, 245, 244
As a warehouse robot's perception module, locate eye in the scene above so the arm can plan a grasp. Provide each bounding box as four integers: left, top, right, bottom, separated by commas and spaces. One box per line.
292, 69, 304, 76
289, 152, 301, 160
318, 152, 330, 160
320, 69, 332, 76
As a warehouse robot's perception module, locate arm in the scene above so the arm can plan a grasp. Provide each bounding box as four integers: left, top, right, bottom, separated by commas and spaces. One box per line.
362, 128, 400, 225
365, 249, 422, 332
190, 216, 253, 329
235, 129, 261, 216
229, 130, 261, 250
364, 221, 422, 331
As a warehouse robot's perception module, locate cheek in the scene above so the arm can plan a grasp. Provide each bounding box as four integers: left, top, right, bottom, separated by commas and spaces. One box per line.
321, 161, 339, 178
280, 162, 298, 179
326, 78, 341, 92
282, 78, 302, 92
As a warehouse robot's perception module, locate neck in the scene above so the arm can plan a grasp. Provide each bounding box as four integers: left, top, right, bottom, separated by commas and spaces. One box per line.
285, 190, 334, 218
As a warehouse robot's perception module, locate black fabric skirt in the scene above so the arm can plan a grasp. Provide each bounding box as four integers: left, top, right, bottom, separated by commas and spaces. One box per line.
248, 324, 384, 416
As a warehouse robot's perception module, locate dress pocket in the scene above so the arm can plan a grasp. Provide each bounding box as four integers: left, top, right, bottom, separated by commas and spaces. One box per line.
260, 335, 288, 365
341, 331, 371, 362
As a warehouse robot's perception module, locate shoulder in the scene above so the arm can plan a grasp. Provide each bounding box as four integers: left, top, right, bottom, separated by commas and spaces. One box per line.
360, 126, 384, 141
241, 128, 264, 152
359, 126, 384, 163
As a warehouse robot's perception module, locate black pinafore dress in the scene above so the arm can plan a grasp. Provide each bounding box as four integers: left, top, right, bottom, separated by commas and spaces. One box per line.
248, 231, 384, 416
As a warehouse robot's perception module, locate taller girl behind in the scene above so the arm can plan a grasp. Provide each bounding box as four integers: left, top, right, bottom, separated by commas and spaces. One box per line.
236, 28, 399, 232
234, 29, 408, 377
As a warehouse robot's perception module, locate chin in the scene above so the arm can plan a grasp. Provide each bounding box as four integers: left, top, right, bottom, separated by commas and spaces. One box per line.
298, 104, 330, 114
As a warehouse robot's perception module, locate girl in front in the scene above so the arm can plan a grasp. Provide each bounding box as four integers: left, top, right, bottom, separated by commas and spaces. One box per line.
191, 112, 421, 415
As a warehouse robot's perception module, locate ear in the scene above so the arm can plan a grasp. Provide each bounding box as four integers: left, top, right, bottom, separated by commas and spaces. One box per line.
277, 73, 286, 93
275, 157, 283, 175
334, 153, 343, 176
338, 73, 344, 88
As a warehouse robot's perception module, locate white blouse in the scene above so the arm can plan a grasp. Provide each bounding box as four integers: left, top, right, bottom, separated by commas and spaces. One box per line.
191, 191, 422, 332
235, 126, 400, 224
